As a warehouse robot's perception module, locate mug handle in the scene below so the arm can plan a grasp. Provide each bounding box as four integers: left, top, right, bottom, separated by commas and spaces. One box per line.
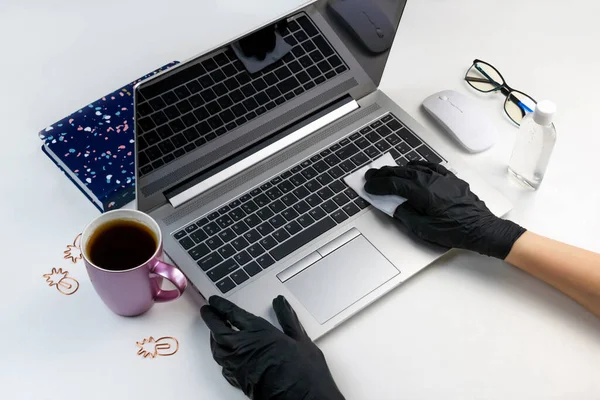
150, 261, 188, 303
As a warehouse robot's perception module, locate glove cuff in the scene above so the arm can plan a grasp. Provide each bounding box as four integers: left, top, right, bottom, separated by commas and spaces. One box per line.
486, 219, 527, 260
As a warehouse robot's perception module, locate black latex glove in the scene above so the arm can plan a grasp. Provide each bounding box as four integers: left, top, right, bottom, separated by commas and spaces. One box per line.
201, 295, 345, 400
364, 161, 526, 259
239, 24, 278, 60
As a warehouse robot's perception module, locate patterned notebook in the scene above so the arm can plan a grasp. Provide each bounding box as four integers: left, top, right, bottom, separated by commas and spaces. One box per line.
39, 62, 179, 212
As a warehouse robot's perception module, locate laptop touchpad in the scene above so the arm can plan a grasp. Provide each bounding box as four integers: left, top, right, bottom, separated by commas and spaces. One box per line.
281, 231, 399, 324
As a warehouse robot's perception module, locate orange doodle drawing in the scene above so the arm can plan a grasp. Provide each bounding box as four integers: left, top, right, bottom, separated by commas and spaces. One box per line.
136, 336, 179, 359
43, 268, 80, 295
64, 233, 83, 263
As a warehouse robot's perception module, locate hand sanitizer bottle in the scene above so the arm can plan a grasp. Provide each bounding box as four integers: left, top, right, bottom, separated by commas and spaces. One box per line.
508, 100, 557, 189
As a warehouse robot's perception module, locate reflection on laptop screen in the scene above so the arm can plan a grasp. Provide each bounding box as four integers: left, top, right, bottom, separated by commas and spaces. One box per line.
135, 0, 406, 213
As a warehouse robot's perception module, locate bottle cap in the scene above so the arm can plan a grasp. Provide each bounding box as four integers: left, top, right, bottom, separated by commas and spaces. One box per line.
533, 100, 556, 126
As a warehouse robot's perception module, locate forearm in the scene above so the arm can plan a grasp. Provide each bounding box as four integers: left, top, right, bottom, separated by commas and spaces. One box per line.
505, 231, 600, 317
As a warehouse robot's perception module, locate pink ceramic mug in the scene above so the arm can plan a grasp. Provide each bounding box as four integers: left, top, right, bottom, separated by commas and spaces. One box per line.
81, 209, 187, 316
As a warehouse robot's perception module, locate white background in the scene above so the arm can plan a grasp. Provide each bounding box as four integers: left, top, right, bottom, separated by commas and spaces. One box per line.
1, 0, 600, 399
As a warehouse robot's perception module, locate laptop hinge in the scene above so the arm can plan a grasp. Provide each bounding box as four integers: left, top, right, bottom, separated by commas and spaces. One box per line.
168, 99, 359, 208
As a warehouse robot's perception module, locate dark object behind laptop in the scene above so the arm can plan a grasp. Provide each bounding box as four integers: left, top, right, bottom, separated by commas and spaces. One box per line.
328, 0, 395, 53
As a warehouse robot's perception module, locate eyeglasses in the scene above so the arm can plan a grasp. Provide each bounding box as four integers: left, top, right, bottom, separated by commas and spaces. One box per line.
465, 59, 537, 126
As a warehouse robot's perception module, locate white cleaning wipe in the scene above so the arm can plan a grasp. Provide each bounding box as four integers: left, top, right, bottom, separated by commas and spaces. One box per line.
343, 153, 406, 217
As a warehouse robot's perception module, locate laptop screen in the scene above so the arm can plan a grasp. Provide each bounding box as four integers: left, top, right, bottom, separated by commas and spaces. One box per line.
135, 0, 407, 213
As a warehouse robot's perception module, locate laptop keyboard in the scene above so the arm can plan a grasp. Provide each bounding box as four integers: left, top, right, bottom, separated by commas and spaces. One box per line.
136, 14, 349, 176
173, 113, 444, 294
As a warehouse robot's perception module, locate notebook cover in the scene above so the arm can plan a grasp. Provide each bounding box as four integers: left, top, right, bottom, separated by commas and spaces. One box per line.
39, 61, 179, 212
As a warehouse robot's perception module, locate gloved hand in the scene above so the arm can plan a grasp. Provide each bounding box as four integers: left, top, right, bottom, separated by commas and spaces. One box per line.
201, 295, 345, 400
364, 161, 526, 259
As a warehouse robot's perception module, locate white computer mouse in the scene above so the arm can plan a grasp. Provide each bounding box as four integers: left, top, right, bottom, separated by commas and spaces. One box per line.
422, 90, 498, 153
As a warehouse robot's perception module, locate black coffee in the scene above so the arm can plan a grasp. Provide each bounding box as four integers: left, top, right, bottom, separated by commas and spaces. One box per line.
87, 220, 157, 271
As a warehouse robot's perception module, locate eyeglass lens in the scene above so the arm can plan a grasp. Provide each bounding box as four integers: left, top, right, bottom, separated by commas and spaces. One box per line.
505, 91, 536, 125
465, 61, 505, 93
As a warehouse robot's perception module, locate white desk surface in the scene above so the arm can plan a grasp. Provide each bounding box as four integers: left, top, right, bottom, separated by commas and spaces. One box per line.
2, 0, 600, 399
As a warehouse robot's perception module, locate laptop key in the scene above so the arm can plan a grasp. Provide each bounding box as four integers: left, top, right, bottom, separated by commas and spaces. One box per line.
351, 152, 369, 167
344, 188, 358, 200
218, 228, 235, 243
396, 157, 408, 167
266, 187, 283, 201
208, 259, 238, 282
216, 215, 234, 229
242, 201, 259, 215
257, 222, 275, 236
247, 244, 266, 258
257, 207, 274, 221
244, 214, 262, 229
281, 193, 298, 207
365, 146, 380, 158
207, 237, 224, 250
277, 77, 300, 94
330, 180, 346, 193
231, 270, 250, 285
339, 160, 356, 173
290, 173, 307, 187
317, 187, 334, 200
284, 221, 302, 236
293, 185, 310, 199
398, 128, 423, 148
190, 229, 208, 243
179, 237, 195, 250
229, 208, 247, 221
387, 119, 402, 131
298, 214, 315, 228
260, 236, 278, 251
396, 141, 412, 154
328, 166, 344, 179
232, 237, 250, 251
375, 140, 391, 153
305, 179, 322, 193
293, 200, 311, 214
333, 193, 350, 207
306, 194, 322, 208
309, 206, 326, 221
198, 253, 224, 271
324, 154, 341, 167
234, 251, 252, 266
203, 222, 221, 236
174, 230, 187, 240
322, 200, 337, 213
331, 210, 349, 223
317, 173, 333, 186
376, 125, 392, 137
269, 200, 286, 214
405, 151, 421, 162
270, 217, 336, 261
282, 208, 299, 221
244, 229, 261, 244
278, 180, 295, 193
343, 202, 361, 217
356, 137, 370, 149
416, 145, 443, 163
269, 215, 287, 229
273, 228, 291, 243
355, 198, 370, 209
386, 133, 402, 146
257, 254, 275, 269
216, 277, 236, 294
244, 261, 262, 277
218, 244, 236, 259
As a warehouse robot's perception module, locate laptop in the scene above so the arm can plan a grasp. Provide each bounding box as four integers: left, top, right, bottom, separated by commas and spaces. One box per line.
134, 0, 512, 339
